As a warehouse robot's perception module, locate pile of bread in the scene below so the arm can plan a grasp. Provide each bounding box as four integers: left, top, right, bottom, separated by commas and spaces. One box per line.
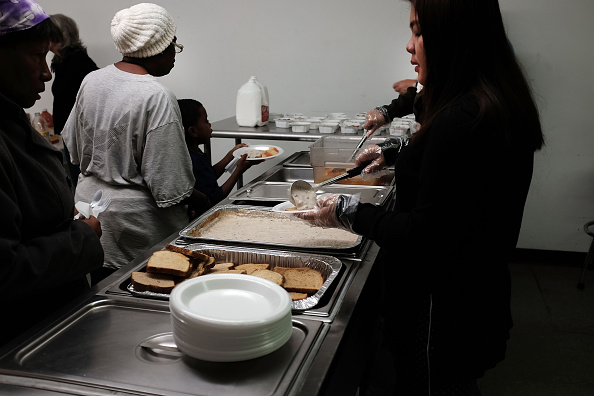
131, 244, 324, 301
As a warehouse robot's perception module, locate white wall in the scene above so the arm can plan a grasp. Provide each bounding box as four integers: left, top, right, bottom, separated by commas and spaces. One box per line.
32, 0, 594, 253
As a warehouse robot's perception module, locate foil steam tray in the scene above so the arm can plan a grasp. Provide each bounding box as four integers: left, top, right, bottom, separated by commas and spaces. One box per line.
178, 204, 363, 252
127, 243, 342, 311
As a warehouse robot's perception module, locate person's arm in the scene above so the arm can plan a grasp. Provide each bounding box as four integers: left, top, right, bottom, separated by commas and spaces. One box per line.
217, 153, 261, 198
382, 85, 418, 120
393, 79, 417, 95
212, 144, 248, 178
0, 189, 104, 296
182, 188, 211, 214
363, 85, 418, 135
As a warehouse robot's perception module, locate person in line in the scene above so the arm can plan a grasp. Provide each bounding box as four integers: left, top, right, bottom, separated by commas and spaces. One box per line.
0, 0, 103, 346
49, 13, 99, 188
178, 99, 261, 219
296, 0, 544, 394
63, 3, 210, 280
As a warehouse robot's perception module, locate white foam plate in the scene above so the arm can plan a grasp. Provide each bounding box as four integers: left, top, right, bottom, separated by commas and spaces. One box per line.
272, 201, 315, 214
233, 145, 284, 161
170, 274, 291, 326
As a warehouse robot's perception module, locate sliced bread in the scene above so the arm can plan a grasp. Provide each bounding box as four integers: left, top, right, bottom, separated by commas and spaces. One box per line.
211, 262, 236, 271
146, 250, 192, 277
289, 292, 308, 301
251, 269, 284, 286
131, 272, 176, 293
235, 263, 270, 275
274, 267, 323, 294
165, 243, 210, 261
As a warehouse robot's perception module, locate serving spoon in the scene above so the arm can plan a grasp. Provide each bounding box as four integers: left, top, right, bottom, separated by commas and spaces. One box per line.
289, 162, 370, 209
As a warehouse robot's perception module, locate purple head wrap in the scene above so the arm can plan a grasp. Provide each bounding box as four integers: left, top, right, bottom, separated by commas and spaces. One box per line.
0, 0, 49, 36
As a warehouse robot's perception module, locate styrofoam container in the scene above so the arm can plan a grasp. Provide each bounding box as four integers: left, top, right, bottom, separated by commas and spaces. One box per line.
305, 118, 321, 129
318, 122, 339, 134
275, 118, 294, 128
290, 122, 311, 132
340, 121, 361, 134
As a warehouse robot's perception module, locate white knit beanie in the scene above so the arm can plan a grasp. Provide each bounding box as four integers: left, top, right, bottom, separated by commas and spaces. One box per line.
110, 3, 176, 58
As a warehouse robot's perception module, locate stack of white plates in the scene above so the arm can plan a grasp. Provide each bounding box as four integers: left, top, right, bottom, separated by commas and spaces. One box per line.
170, 273, 293, 362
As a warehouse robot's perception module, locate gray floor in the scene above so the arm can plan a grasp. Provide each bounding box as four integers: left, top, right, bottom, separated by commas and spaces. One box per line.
478, 257, 594, 395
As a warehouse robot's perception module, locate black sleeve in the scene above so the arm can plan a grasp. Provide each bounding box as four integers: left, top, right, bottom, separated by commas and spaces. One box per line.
382, 86, 417, 121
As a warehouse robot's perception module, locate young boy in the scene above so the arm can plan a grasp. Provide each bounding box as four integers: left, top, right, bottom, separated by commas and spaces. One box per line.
178, 99, 261, 218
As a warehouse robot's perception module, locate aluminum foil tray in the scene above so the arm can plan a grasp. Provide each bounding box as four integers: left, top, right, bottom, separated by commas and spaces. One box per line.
127, 243, 342, 311
178, 204, 363, 252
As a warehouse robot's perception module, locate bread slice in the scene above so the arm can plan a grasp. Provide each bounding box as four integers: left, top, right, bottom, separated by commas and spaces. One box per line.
251, 269, 284, 286
211, 262, 236, 271
187, 262, 207, 279
235, 263, 270, 275
146, 250, 192, 277
274, 267, 323, 294
165, 243, 210, 261
289, 292, 308, 301
131, 272, 176, 293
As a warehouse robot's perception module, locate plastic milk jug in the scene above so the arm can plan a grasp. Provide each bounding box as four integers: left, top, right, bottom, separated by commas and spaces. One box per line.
236, 76, 269, 127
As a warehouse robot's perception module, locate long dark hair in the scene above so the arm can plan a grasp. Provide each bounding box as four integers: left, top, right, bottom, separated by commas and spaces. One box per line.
409, 0, 544, 151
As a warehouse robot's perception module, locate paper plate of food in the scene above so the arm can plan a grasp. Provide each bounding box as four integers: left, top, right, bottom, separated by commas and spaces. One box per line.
233, 145, 284, 161
272, 201, 315, 214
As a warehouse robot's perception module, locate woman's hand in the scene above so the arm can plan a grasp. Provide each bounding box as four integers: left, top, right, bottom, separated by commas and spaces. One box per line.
363, 109, 386, 136
294, 194, 342, 229
295, 194, 361, 232
355, 144, 386, 179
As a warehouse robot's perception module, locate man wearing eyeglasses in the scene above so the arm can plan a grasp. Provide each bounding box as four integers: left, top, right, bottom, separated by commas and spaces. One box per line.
62, 3, 209, 281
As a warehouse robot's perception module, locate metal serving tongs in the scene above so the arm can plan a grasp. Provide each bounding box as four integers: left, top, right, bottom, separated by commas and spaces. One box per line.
347, 129, 373, 162
289, 161, 371, 208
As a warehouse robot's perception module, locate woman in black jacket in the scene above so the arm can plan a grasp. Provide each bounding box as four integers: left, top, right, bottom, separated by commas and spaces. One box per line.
49, 14, 98, 187
298, 0, 544, 394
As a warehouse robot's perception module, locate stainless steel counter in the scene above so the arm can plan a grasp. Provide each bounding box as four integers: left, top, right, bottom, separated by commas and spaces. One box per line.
0, 158, 389, 396
208, 116, 393, 187
210, 116, 389, 143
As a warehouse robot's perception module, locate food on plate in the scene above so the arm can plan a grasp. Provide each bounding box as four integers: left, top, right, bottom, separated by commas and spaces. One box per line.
131, 272, 176, 293
245, 146, 279, 158
234, 263, 270, 274
274, 267, 324, 294
289, 292, 308, 301
251, 269, 284, 286
285, 206, 300, 211
291, 189, 316, 210
146, 250, 192, 277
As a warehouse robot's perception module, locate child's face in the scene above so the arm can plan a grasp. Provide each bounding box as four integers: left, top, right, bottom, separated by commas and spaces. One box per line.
192, 106, 212, 144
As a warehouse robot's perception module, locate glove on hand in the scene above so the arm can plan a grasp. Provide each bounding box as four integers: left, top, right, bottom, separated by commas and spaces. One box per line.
363, 109, 386, 135
294, 193, 360, 232
355, 144, 388, 180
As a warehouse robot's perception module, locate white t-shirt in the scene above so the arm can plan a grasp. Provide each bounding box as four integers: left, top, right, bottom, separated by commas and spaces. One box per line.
63, 64, 195, 269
